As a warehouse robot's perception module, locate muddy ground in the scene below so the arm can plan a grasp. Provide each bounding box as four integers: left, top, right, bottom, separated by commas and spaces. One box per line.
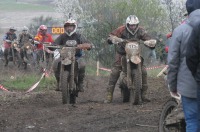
0, 61, 170, 132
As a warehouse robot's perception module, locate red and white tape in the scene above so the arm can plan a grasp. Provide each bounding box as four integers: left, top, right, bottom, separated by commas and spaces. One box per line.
99, 67, 112, 72
0, 84, 9, 92
0, 69, 49, 93
145, 65, 167, 70
99, 65, 167, 72
26, 68, 50, 93
25, 72, 45, 93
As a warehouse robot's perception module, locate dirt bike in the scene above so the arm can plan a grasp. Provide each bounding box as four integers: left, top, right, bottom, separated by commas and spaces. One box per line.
3, 40, 21, 67
15, 39, 34, 69
108, 35, 156, 105
46, 40, 91, 104
119, 41, 143, 105
158, 67, 186, 132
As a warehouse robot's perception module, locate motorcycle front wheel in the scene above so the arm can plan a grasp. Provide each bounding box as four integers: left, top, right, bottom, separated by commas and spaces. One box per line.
130, 64, 142, 105
158, 98, 185, 132
61, 71, 76, 104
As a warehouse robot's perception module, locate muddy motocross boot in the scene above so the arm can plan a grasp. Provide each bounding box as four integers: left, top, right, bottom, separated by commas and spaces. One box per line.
141, 84, 150, 102
104, 85, 114, 103
78, 69, 85, 92
4, 50, 8, 67
104, 65, 121, 103
54, 69, 60, 91
55, 76, 60, 91
4, 59, 8, 67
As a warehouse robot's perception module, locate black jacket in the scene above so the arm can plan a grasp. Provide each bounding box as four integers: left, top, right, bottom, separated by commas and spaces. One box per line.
55, 32, 89, 58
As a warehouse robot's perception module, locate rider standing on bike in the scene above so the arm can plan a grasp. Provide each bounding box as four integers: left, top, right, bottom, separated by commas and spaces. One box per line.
104, 15, 156, 103
34, 25, 54, 66
2, 27, 17, 66
53, 18, 92, 92
18, 26, 33, 66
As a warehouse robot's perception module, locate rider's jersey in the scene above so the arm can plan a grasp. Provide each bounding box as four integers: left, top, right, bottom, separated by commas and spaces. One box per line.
110, 25, 151, 41
19, 33, 33, 46
34, 33, 54, 50
18, 33, 33, 47
108, 25, 152, 55
3, 32, 17, 49
55, 32, 89, 58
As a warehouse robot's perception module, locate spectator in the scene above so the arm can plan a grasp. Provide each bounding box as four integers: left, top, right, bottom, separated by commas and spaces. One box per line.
185, 0, 200, 131
168, 0, 199, 131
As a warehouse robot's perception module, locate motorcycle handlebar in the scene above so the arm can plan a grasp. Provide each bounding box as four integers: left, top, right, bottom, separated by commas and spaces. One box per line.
44, 43, 92, 50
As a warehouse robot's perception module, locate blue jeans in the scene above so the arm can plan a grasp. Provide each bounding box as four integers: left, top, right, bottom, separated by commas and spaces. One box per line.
181, 96, 198, 132
197, 86, 200, 131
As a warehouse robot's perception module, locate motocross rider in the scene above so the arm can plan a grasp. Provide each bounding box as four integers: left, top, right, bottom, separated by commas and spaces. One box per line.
53, 18, 92, 92
18, 26, 33, 67
104, 15, 156, 103
2, 27, 17, 66
34, 25, 54, 66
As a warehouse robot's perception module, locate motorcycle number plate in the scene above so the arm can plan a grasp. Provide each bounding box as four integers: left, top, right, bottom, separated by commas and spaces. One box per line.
127, 43, 139, 50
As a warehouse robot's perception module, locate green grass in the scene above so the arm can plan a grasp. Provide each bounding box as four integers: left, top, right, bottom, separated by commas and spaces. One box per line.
0, 0, 53, 12
2, 73, 56, 92
0, 65, 163, 92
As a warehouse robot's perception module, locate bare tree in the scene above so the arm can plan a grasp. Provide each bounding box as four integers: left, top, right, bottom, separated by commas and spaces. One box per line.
161, 0, 186, 32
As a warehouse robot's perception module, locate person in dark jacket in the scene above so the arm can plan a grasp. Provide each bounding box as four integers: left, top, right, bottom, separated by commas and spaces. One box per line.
2, 27, 17, 66
167, 0, 200, 131
18, 26, 33, 68
185, 0, 200, 130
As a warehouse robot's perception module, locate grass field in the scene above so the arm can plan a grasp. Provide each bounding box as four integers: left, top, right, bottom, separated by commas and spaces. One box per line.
0, 0, 54, 12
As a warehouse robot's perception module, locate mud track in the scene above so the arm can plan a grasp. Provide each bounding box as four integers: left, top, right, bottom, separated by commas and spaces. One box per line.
0, 63, 170, 132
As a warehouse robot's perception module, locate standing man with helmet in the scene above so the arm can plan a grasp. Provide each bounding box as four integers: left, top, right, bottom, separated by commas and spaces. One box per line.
53, 18, 92, 92
18, 26, 33, 68
2, 27, 17, 66
33, 25, 54, 66
104, 15, 156, 103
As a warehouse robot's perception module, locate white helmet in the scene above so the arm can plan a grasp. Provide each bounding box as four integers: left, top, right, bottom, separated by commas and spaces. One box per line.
126, 15, 139, 35
22, 26, 29, 31
64, 18, 77, 36
9, 26, 17, 31
126, 15, 139, 25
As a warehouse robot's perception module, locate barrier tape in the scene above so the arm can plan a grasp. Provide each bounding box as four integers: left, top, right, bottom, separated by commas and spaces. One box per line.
145, 65, 167, 70
157, 65, 168, 77
0, 69, 48, 93
0, 84, 9, 92
99, 65, 167, 72
99, 67, 112, 72
25, 72, 45, 93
